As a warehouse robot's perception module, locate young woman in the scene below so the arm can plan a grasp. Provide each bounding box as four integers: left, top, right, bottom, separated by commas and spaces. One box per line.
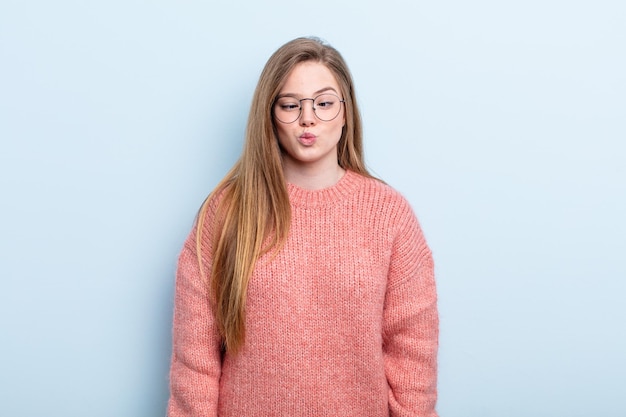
167, 37, 439, 416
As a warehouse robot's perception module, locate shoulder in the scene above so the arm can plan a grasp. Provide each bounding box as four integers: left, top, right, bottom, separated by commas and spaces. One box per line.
350, 172, 432, 277
344, 171, 427, 247
189, 183, 233, 259
349, 171, 417, 219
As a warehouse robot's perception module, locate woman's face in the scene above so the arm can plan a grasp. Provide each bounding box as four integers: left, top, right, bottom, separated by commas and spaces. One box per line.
273, 61, 345, 174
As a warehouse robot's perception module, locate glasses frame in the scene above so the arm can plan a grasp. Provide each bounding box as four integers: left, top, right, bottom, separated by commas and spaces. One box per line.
273, 93, 346, 124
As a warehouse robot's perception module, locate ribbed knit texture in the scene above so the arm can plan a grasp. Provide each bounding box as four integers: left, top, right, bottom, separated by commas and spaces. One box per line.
167, 170, 439, 416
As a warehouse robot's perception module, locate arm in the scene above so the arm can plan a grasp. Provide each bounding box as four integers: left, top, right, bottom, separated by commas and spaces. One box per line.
383, 203, 439, 417
167, 230, 223, 416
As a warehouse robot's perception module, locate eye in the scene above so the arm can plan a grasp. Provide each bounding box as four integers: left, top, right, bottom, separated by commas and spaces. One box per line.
283, 104, 299, 111
278, 101, 300, 112
315, 95, 337, 109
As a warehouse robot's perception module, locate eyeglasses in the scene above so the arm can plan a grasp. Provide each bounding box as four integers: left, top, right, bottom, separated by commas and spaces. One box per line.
273, 93, 345, 124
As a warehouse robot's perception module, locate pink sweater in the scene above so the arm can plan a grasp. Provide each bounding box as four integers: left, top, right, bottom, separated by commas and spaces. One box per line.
167, 170, 438, 416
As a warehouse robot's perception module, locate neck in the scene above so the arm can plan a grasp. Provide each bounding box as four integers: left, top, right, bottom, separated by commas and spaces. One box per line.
283, 161, 346, 190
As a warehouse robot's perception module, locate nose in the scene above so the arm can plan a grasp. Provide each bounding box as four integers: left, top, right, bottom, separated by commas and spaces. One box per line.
299, 98, 316, 126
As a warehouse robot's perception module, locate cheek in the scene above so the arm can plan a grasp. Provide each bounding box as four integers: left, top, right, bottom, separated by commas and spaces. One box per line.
274, 124, 292, 150
334, 117, 346, 138
274, 121, 287, 139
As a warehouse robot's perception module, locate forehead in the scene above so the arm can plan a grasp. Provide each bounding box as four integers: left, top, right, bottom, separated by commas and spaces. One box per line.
279, 61, 341, 96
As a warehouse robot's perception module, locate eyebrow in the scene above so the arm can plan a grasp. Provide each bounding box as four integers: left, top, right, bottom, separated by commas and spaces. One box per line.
277, 86, 339, 99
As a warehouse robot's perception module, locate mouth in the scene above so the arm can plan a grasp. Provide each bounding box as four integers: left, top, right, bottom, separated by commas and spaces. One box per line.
298, 132, 317, 145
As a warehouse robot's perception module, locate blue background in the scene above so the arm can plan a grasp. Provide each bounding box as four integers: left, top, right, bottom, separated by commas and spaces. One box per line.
1, 1, 624, 416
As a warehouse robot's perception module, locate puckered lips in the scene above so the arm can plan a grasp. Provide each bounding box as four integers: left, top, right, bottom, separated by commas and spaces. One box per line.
298, 132, 317, 146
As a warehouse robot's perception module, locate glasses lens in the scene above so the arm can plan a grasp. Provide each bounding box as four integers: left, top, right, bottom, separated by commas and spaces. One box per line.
274, 97, 301, 124
313, 94, 342, 121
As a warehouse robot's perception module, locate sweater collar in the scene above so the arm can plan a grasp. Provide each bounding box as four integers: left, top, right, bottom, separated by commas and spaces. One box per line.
287, 170, 360, 209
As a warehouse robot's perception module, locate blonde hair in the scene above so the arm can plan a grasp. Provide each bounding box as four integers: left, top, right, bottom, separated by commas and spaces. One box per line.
196, 37, 373, 353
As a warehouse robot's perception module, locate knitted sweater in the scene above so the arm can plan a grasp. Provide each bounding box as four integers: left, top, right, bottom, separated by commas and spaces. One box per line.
167, 170, 439, 416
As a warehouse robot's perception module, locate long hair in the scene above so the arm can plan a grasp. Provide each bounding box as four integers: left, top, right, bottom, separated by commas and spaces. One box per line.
196, 37, 372, 353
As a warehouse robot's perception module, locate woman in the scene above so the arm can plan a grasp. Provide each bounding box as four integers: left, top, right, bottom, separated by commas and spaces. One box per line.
167, 37, 439, 416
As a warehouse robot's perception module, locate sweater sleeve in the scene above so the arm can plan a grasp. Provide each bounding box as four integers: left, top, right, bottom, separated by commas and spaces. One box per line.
167, 227, 222, 416
382, 201, 439, 417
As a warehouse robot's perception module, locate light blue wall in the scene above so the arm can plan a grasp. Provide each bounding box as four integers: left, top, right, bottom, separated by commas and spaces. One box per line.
1, 1, 624, 416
